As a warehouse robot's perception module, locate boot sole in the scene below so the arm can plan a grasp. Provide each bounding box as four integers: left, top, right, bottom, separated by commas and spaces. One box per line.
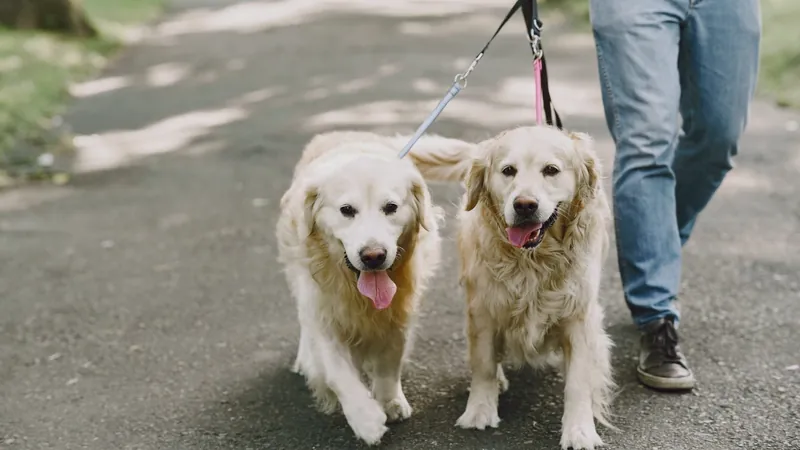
637, 367, 696, 391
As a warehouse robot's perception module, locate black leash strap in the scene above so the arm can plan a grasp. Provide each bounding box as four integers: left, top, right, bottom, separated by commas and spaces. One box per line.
398, 1, 523, 158
520, 0, 563, 129
456, 0, 524, 87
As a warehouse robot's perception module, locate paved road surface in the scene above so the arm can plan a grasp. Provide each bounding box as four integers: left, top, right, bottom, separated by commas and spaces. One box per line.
1, 1, 799, 449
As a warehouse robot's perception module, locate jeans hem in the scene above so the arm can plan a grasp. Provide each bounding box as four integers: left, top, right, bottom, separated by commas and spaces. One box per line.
632, 309, 680, 330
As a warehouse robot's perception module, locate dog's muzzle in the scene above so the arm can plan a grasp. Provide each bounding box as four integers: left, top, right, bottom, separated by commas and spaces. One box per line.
508, 202, 562, 249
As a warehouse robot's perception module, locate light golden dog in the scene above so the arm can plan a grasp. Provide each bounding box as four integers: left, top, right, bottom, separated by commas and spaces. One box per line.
414, 125, 615, 450
276, 131, 467, 445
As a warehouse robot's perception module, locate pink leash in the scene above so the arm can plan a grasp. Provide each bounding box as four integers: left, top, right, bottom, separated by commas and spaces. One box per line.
533, 58, 544, 125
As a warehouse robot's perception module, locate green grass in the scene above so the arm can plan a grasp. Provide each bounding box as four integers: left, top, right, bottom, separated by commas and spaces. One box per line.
0, 0, 163, 180
543, 0, 800, 109
82, 0, 163, 25
542, 0, 590, 29
759, 0, 800, 108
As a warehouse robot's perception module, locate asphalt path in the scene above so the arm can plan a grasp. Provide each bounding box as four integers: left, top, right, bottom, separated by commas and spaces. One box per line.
1, 1, 798, 449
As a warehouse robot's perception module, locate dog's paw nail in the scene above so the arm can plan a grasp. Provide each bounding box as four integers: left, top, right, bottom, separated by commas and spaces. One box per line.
353, 419, 389, 446
560, 424, 603, 450
383, 397, 412, 423
345, 400, 389, 445
496, 367, 509, 393
291, 360, 304, 374
357, 423, 389, 446
455, 404, 500, 430
313, 390, 338, 415
498, 378, 509, 393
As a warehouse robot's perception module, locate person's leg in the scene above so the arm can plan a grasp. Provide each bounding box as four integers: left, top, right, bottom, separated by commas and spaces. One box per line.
674, 0, 762, 245
589, 0, 688, 328
590, 0, 699, 391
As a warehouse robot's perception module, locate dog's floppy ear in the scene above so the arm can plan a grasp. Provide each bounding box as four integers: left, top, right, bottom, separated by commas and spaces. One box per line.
569, 131, 600, 213
303, 185, 320, 236
464, 158, 487, 212
410, 175, 431, 232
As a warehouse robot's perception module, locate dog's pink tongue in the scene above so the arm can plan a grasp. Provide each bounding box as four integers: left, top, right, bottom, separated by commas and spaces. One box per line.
357, 271, 397, 310
506, 223, 543, 248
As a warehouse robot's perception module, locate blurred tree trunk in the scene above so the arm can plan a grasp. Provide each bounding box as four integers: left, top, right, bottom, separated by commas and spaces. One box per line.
0, 0, 97, 37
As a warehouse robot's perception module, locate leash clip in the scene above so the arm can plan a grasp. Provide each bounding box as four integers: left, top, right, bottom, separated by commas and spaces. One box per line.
529, 34, 543, 60
455, 52, 483, 89
529, 19, 544, 60
398, 0, 534, 158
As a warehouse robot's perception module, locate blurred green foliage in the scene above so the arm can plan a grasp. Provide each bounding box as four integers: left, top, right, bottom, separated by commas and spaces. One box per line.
0, 0, 163, 182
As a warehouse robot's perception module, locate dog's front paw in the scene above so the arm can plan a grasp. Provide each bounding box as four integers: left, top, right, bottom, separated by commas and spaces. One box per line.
456, 402, 500, 430
560, 422, 604, 450
382, 393, 412, 423
343, 398, 389, 446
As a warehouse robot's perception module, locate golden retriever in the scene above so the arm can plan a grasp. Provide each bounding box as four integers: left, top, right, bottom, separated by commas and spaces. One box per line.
276, 130, 466, 445
413, 125, 615, 450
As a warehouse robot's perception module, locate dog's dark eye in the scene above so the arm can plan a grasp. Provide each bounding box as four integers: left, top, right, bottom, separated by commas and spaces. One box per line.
542, 165, 560, 176
383, 202, 398, 215
339, 204, 357, 218
501, 165, 517, 177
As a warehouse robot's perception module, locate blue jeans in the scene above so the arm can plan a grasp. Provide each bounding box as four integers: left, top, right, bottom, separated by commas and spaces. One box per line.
589, 0, 761, 328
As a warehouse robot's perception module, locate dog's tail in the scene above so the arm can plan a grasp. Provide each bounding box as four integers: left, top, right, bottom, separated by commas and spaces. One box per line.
393, 135, 475, 183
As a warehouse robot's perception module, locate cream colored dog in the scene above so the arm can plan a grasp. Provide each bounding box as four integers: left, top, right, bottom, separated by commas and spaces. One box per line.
276, 131, 467, 445
414, 125, 615, 450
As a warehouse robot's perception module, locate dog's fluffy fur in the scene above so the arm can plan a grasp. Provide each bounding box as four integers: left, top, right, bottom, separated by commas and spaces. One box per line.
414, 126, 615, 450
276, 131, 449, 445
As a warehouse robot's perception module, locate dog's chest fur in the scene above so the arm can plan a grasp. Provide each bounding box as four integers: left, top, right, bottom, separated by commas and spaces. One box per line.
496, 254, 578, 366
315, 262, 414, 348
459, 217, 584, 367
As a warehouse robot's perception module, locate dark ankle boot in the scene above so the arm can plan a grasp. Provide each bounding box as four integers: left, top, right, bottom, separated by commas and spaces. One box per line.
637, 317, 696, 390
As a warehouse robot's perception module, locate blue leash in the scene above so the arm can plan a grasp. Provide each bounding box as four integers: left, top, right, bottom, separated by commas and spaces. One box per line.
396, 73, 467, 159
397, 0, 525, 159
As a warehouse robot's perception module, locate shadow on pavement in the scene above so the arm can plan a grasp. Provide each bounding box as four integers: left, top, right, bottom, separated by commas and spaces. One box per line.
176, 322, 656, 449
182, 361, 575, 449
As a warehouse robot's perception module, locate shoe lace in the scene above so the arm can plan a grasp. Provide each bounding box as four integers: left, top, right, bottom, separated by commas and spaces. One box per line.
652, 320, 681, 362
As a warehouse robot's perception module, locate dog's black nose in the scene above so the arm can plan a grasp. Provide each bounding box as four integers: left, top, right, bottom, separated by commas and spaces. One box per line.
513, 197, 538, 215
359, 247, 387, 270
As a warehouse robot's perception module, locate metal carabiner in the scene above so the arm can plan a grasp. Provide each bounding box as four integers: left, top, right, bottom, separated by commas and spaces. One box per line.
529, 34, 543, 60
454, 52, 484, 89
